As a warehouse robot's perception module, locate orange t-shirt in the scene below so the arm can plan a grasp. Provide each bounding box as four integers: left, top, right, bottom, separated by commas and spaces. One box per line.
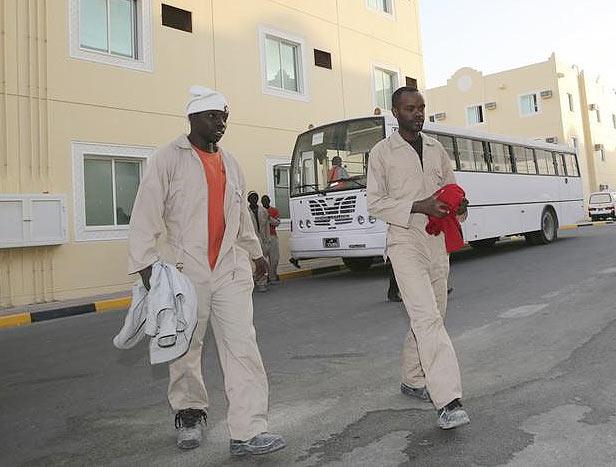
193, 146, 226, 270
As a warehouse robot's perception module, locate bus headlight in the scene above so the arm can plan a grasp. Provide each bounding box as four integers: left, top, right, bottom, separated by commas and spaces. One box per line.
368, 216, 377, 224
357, 215, 365, 225
299, 220, 304, 229
306, 220, 312, 228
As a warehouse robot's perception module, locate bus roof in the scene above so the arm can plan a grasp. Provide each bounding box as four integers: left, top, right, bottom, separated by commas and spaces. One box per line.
302, 115, 575, 154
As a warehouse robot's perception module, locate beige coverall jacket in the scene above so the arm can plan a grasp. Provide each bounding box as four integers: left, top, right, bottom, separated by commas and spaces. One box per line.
367, 130, 462, 409
128, 134, 269, 441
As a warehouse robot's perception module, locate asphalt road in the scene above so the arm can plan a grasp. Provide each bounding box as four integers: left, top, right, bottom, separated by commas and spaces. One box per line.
2, 226, 616, 466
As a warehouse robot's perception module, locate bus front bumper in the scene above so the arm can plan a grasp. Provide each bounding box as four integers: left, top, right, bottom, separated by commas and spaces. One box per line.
289, 230, 385, 259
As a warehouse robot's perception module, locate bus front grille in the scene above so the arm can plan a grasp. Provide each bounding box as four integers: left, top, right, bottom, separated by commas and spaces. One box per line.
308, 196, 357, 226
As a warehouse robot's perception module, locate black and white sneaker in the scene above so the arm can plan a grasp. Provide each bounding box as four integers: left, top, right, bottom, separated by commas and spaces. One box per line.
437, 399, 470, 430
230, 432, 286, 456
175, 408, 207, 450
400, 383, 431, 401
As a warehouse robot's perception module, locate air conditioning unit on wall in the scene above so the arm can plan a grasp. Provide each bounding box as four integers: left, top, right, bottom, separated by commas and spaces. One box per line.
485, 102, 497, 110
540, 90, 553, 99
545, 137, 558, 144
434, 112, 446, 121
589, 103, 599, 111
594, 144, 604, 151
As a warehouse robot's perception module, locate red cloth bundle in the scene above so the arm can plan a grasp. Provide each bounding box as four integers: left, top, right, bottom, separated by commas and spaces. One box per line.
425, 184, 466, 253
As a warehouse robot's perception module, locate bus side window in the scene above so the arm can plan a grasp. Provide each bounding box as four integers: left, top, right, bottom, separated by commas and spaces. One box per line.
554, 152, 566, 176
435, 134, 458, 170
565, 153, 579, 176
457, 138, 487, 172
536, 149, 555, 175
489, 142, 512, 173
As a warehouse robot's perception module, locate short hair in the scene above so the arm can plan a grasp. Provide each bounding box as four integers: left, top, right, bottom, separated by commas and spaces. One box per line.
391, 86, 420, 109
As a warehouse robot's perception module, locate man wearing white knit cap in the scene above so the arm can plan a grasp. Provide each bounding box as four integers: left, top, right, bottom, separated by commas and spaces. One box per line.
128, 86, 285, 456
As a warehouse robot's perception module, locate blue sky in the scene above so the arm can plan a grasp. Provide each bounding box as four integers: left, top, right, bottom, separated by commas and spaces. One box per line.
420, 0, 616, 88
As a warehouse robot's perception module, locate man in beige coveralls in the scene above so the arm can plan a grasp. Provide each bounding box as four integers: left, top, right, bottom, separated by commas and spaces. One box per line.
367, 87, 470, 430
128, 86, 286, 455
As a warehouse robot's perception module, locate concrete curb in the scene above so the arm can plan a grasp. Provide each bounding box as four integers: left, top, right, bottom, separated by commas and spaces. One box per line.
0, 266, 349, 330
1, 220, 612, 331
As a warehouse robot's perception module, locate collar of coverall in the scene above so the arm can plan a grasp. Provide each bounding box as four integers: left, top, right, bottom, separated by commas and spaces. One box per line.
390, 130, 435, 150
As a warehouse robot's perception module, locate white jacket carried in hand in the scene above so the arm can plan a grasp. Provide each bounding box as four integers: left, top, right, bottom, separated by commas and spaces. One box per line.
113, 261, 197, 364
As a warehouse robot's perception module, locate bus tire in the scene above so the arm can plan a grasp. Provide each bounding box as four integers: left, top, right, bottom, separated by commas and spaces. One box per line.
527, 207, 558, 245
469, 237, 498, 250
342, 257, 374, 272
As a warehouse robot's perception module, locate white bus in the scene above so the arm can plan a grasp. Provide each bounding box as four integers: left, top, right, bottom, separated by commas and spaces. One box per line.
288, 115, 584, 271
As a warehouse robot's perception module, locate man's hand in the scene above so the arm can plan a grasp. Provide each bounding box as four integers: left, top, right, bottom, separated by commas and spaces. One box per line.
456, 198, 469, 216
253, 257, 268, 280
139, 265, 153, 291
412, 195, 450, 218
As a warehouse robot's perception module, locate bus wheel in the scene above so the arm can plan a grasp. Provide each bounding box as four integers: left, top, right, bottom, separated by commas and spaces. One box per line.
342, 257, 374, 272
526, 208, 558, 245
469, 237, 498, 250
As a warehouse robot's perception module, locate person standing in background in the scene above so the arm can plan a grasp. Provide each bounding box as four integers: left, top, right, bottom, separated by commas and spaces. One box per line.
248, 191, 271, 292
261, 195, 281, 283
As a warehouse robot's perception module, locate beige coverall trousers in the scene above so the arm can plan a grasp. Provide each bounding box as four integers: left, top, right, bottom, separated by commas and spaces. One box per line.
168, 253, 269, 441
267, 236, 280, 280
388, 229, 462, 410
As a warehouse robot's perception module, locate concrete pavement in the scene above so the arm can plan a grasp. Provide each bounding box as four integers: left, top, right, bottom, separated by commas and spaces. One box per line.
1, 226, 616, 466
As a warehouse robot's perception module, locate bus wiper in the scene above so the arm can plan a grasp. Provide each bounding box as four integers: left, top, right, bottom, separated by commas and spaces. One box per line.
295, 183, 326, 194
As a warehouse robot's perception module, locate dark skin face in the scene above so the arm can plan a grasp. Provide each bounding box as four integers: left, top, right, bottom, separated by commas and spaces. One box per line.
261, 195, 270, 208
392, 91, 425, 143
187, 109, 229, 153
248, 193, 259, 207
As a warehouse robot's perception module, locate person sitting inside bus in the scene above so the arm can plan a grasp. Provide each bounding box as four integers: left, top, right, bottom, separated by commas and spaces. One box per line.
328, 156, 349, 189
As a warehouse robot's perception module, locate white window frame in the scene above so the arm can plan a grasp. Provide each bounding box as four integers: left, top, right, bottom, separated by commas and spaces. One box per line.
258, 26, 309, 102
72, 142, 153, 241
465, 104, 485, 126
365, 0, 395, 20
518, 92, 542, 117
265, 157, 291, 231
68, 0, 153, 72
371, 62, 401, 112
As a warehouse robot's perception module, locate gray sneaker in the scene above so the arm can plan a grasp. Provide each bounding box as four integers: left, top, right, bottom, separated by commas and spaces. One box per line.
230, 432, 286, 457
175, 408, 207, 450
400, 383, 431, 402
437, 401, 470, 430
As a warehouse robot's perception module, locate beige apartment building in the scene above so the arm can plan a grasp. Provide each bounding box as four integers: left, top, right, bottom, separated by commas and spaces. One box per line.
426, 53, 616, 201
0, 0, 424, 307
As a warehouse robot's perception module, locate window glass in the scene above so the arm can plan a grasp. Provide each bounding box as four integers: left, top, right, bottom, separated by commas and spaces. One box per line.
84, 158, 114, 226
457, 138, 488, 171
466, 105, 484, 125
273, 164, 290, 219
554, 153, 566, 176
367, 0, 391, 13
114, 160, 140, 224
265, 37, 283, 89
511, 146, 536, 174
280, 42, 298, 92
374, 68, 396, 111
435, 134, 457, 169
536, 149, 555, 175
564, 153, 579, 177
520, 94, 539, 115
567, 93, 574, 112
80, 0, 108, 52
590, 193, 612, 204
109, 0, 134, 57
265, 36, 300, 93
489, 142, 512, 173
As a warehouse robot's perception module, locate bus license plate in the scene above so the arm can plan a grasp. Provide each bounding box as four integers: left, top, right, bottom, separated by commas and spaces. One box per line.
323, 237, 340, 248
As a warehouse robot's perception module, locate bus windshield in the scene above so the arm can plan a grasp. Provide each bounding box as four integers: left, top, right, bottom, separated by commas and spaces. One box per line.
290, 117, 385, 196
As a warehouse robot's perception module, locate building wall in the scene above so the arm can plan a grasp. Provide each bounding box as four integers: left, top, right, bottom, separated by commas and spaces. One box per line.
0, 0, 424, 307
426, 53, 616, 203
